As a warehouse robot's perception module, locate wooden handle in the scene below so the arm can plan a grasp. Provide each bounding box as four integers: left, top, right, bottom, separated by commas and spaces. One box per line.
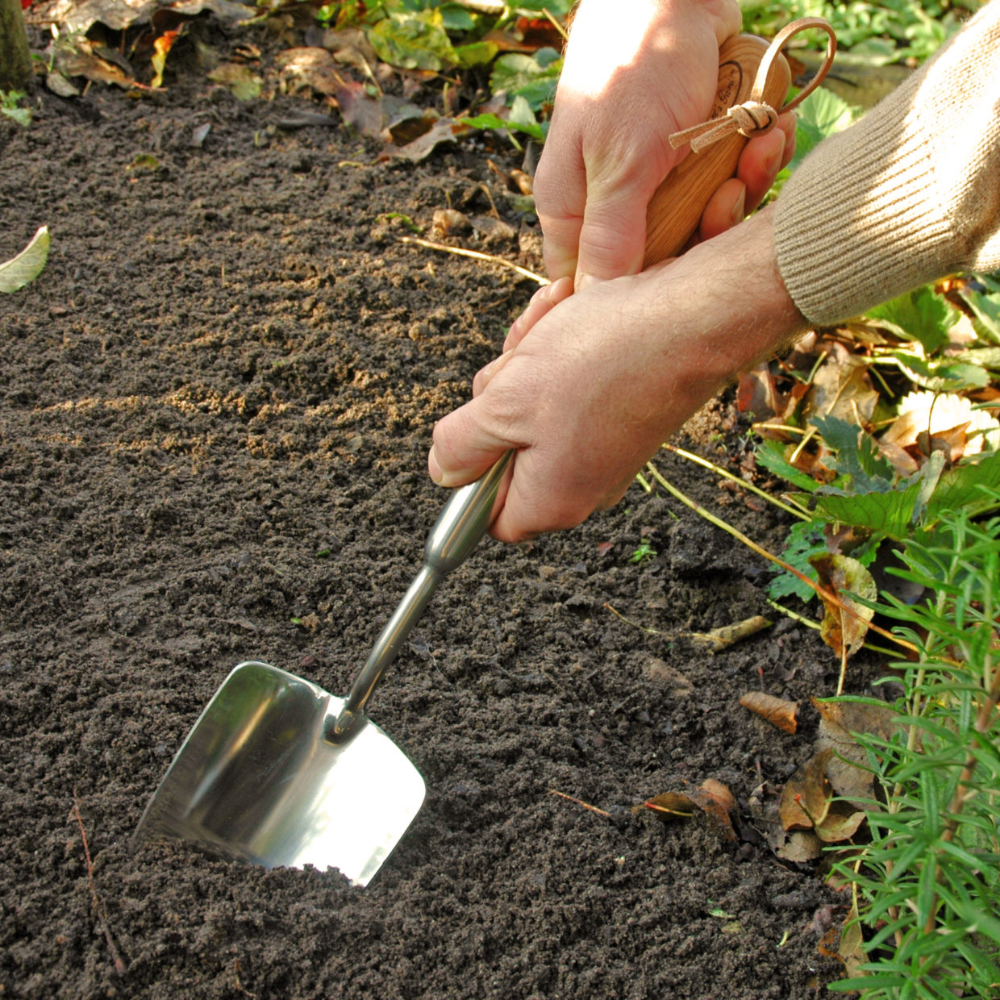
643, 34, 790, 267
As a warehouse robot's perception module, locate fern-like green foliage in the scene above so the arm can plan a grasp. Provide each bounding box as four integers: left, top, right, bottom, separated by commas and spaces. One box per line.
828, 500, 1000, 998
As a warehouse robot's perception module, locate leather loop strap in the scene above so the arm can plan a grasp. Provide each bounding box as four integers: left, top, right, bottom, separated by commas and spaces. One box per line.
669, 18, 838, 153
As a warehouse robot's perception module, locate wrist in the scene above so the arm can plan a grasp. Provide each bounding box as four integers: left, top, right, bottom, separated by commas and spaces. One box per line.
650, 207, 806, 392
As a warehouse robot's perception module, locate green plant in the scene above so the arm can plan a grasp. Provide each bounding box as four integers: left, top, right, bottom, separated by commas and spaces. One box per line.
629, 539, 657, 564
827, 501, 1000, 997
0, 88, 30, 126
738, 0, 973, 64
0, 226, 50, 293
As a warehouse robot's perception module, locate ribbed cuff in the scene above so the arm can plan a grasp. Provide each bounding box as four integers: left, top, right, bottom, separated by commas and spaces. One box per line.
774, 71, 955, 327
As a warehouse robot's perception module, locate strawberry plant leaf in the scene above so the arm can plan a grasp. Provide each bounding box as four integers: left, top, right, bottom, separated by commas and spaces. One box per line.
768, 520, 827, 602
367, 10, 456, 72
811, 415, 895, 493
868, 285, 957, 353
958, 273, 1000, 343
788, 87, 860, 171
805, 480, 923, 540
489, 49, 562, 112
891, 350, 991, 392
755, 439, 823, 493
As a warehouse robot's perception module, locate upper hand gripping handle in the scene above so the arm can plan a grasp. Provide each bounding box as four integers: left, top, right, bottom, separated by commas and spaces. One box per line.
643, 34, 791, 267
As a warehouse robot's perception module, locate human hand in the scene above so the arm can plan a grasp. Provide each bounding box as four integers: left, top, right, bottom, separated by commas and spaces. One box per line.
427, 208, 806, 541
534, 0, 748, 287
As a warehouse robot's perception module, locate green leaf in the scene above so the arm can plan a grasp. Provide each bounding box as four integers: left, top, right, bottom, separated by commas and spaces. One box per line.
959, 274, 1000, 342
754, 439, 821, 493
367, 11, 456, 71
514, 0, 573, 14
452, 40, 499, 68
439, 4, 476, 31
0, 226, 50, 294
926, 453, 1000, 522
789, 87, 861, 171
808, 479, 924, 540
811, 415, 895, 493
868, 285, 957, 352
464, 109, 546, 142
489, 50, 562, 111
891, 351, 991, 393
768, 519, 827, 602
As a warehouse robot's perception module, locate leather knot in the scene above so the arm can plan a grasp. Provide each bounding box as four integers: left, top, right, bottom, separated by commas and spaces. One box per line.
668, 18, 837, 155
728, 101, 779, 138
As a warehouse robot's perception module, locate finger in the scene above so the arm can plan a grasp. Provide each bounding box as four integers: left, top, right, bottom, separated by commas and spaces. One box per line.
534, 152, 585, 282
776, 110, 797, 170
739, 111, 796, 212
428, 397, 518, 489
472, 349, 514, 397
504, 277, 575, 352
489, 457, 636, 543
698, 177, 746, 243
572, 184, 652, 289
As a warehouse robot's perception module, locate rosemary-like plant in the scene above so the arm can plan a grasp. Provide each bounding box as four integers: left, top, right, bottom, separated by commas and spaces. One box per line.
829, 499, 1000, 997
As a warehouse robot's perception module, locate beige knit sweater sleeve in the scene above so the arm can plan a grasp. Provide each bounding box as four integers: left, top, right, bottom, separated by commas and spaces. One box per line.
774, 0, 1000, 326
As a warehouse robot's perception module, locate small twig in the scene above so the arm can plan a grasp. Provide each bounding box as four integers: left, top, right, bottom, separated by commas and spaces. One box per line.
234, 957, 257, 998
661, 443, 810, 521
548, 789, 611, 818
606, 602, 771, 653
399, 235, 548, 285
766, 598, 821, 630
541, 7, 570, 41
479, 182, 501, 221
605, 601, 664, 635
71, 790, 126, 976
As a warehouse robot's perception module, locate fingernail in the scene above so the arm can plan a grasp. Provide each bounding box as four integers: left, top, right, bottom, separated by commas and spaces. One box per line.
427, 445, 444, 485
730, 187, 746, 225
764, 138, 783, 176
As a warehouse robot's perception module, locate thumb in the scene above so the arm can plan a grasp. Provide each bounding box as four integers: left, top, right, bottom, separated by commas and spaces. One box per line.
428, 397, 518, 489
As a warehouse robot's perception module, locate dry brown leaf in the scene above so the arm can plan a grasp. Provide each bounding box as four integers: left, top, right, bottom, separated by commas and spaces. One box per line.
384, 119, 470, 162
432, 209, 471, 237
818, 905, 867, 978
58, 48, 139, 89
811, 554, 877, 661
642, 779, 737, 841
814, 697, 901, 805
276, 47, 345, 96
737, 362, 783, 422
776, 830, 824, 862
739, 691, 799, 733
335, 82, 384, 138
814, 801, 867, 843
779, 749, 834, 831
642, 659, 694, 697
807, 345, 878, 425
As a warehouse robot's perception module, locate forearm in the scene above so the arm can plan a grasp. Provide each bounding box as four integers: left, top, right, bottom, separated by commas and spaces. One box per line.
646, 205, 807, 395
775, 0, 1000, 325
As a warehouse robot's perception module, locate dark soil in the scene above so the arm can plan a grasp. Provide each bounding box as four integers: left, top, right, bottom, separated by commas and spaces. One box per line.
1, 17, 847, 999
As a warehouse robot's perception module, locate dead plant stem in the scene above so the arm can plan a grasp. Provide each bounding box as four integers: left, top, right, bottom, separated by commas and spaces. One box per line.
71, 790, 126, 976
644, 462, 919, 656
399, 236, 548, 285
661, 443, 810, 521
